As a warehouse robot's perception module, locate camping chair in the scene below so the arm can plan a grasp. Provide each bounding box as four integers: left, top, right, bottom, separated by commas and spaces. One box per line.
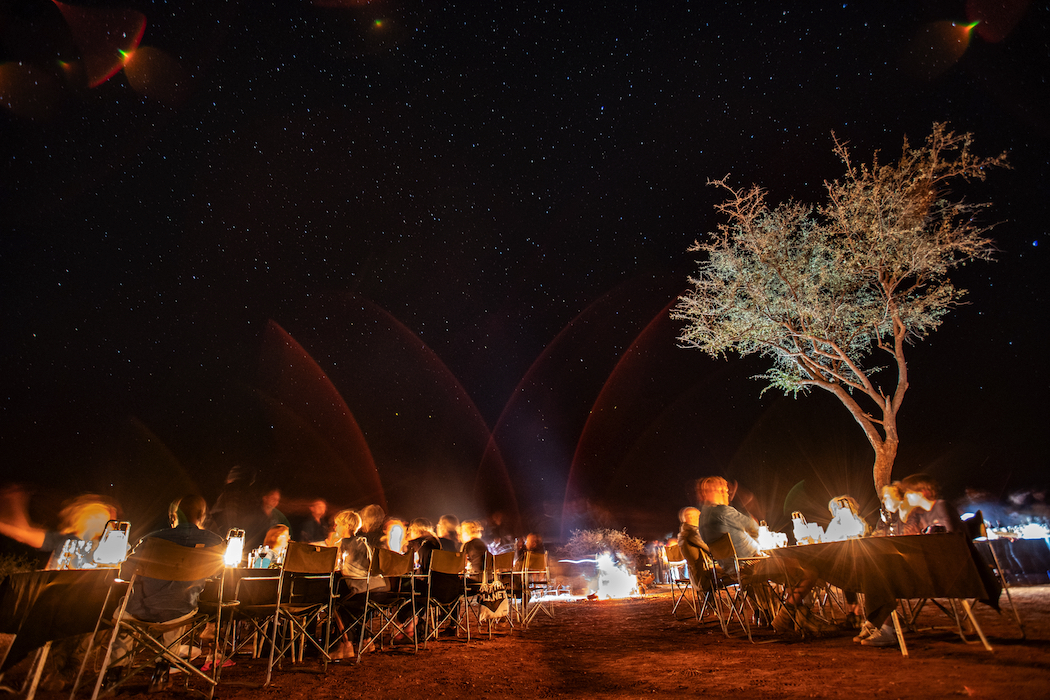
264, 542, 339, 686
672, 541, 725, 631
471, 552, 515, 638
517, 551, 553, 628
706, 534, 764, 642
224, 573, 281, 659
422, 549, 469, 646
90, 537, 225, 700
358, 549, 417, 657
665, 544, 697, 619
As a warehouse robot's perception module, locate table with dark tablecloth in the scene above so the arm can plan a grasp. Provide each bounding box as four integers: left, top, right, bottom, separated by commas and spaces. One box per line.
759, 534, 990, 601
0, 569, 123, 672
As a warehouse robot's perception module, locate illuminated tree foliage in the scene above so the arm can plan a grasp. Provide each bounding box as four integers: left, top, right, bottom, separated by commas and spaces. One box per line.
672, 124, 1008, 493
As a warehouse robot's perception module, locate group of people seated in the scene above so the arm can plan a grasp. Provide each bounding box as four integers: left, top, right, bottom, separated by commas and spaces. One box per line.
0, 481, 541, 689
676, 472, 967, 648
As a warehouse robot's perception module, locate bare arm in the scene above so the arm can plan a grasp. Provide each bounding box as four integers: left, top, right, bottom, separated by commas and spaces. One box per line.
0, 519, 46, 549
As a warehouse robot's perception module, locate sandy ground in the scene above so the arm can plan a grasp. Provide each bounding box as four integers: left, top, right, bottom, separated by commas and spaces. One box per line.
6, 584, 1050, 699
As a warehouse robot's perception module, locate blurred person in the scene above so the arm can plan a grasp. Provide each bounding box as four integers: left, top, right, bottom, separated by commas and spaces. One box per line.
872, 482, 918, 537
901, 473, 962, 534
262, 524, 291, 564
405, 518, 441, 572
358, 504, 386, 550
699, 476, 826, 636
514, 532, 545, 567
437, 514, 461, 552
825, 495, 869, 541
208, 465, 265, 545
330, 509, 378, 661
0, 489, 117, 570
857, 474, 990, 648
261, 487, 291, 531
676, 507, 709, 589
697, 476, 760, 562
460, 520, 489, 579
299, 498, 328, 544
487, 510, 516, 554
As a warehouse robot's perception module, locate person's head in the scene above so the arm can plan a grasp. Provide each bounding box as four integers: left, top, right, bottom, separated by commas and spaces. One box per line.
59, 495, 117, 541
437, 514, 460, 539
261, 488, 281, 513
264, 524, 290, 554
309, 499, 327, 520
175, 494, 208, 528
408, 517, 434, 540
359, 504, 386, 534
828, 495, 860, 517
901, 474, 939, 508
699, 477, 730, 506
881, 483, 905, 512
333, 509, 361, 539
460, 520, 483, 542
524, 532, 543, 551
678, 506, 700, 527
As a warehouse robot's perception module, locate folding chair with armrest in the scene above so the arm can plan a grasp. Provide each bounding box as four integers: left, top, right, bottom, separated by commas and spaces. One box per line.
517, 551, 553, 628
422, 549, 469, 646
91, 538, 226, 700
264, 542, 339, 686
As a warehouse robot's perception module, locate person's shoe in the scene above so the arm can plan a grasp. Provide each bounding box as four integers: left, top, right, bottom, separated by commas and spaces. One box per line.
852, 620, 877, 643
794, 606, 836, 636
771, 604, 798, 635
861, 623, 899, 648
147, 663, 170, 693
328, 641, 355, 662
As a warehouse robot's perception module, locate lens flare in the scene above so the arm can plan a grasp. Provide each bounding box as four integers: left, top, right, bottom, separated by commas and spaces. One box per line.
122, 46, 192, 106
51, 0, 145, 87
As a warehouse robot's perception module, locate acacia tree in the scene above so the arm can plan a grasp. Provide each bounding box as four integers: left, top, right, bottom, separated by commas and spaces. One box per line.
672, 124, 1007, 493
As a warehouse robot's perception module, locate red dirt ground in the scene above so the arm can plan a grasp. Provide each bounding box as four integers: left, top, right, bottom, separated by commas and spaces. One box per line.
7, 584, 1050, 699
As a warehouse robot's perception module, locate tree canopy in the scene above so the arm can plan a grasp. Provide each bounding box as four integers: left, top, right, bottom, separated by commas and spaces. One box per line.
672, 124, 1008, 493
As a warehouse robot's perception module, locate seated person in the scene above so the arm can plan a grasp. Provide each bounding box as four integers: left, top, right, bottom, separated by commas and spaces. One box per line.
698, 476, 826, 636
676, 507, 710, 588
515, 533, 546, 569
262, 524, 290, 565
697, 476, 761, 565
0, 489, 117, 570
405, 518, 441, 572
855, 474, 972, 648
825, 495, 869, 541
119, 495, 225, 687
901, 473, 963, 533
872, 482, 919, 537
298, 498, 328, 544
437, 514, 461, 552
460, 520, 489, 580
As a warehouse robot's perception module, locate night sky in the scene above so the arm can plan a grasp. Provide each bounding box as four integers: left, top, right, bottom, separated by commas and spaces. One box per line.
1, 0, 1047, 541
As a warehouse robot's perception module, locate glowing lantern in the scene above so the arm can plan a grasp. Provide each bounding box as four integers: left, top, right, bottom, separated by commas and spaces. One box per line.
224, 528, 245, 567
94, 520, 130, 566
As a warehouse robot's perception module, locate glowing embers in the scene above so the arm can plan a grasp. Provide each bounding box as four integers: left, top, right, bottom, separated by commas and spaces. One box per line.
52, 0, 145, 87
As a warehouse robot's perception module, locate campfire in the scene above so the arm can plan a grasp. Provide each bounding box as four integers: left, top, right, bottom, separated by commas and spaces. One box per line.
559, 528, 647, 600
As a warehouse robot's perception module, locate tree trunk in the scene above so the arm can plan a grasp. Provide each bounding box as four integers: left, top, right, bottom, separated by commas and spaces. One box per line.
871, 442, 897, 495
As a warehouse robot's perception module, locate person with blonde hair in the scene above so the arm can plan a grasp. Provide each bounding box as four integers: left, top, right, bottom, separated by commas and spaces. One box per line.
0, 489, 117, 569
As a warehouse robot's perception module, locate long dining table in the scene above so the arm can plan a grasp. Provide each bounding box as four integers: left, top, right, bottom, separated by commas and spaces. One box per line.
754, 533, 994, 655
